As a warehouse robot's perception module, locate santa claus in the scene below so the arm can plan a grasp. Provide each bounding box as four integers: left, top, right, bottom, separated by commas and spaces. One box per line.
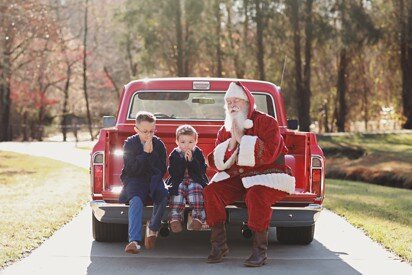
204, 81, 295, 267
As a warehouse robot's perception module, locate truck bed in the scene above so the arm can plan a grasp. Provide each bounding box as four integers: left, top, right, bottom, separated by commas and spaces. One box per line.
100, 124, 317, 205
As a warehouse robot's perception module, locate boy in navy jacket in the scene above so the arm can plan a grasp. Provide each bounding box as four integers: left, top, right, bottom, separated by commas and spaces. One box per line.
166, 125, 208, 233
120, 111, 168, 254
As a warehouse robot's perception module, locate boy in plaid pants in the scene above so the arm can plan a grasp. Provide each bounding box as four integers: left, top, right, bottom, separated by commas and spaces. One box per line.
166, 125, 208, 232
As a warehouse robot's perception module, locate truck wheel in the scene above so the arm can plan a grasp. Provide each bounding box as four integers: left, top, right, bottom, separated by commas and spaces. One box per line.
276, 225, 315, 245
92, 214, 128, 242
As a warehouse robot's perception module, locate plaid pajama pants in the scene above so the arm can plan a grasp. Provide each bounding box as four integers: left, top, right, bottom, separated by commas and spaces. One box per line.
169, 180, 206, 223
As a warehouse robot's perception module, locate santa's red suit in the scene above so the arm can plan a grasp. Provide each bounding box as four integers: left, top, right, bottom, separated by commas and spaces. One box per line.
204, 86, 295, 233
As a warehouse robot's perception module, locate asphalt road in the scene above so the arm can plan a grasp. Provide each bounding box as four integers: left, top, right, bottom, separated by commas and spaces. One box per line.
0, 142, 411, 275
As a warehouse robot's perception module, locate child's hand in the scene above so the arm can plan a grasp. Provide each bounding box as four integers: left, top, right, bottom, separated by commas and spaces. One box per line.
144, 139, 153, 153
185, 150, 193, 161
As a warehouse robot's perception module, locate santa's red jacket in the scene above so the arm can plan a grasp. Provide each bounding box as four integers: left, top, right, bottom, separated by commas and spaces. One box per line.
208, 110, 295, 194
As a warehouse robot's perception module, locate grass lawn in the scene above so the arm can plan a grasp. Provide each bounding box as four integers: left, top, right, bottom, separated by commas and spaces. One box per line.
318, 133, 412, 189
325, 178, 412, 262
0, 151, 89, 269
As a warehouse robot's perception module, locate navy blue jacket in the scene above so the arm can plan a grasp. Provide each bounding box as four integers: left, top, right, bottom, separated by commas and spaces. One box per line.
119, 134, 168, 204
166, 146, 208, 196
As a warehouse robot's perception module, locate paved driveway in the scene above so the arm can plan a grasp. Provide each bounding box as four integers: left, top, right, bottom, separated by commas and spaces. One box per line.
0, 142, 411, 275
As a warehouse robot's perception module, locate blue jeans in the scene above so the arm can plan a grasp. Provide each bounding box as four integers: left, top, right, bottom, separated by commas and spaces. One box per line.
128, 195, 168, 242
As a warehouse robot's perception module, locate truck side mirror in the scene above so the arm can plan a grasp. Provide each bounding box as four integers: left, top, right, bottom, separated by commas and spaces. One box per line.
287, 119, 299, 130
103, 116, 116, 128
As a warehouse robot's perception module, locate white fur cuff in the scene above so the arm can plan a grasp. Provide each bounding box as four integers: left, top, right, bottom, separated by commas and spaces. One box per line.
209, 172, 230, 183
237, 135, 257, 167
213, 139, 238, 171
241, 173, 296, 194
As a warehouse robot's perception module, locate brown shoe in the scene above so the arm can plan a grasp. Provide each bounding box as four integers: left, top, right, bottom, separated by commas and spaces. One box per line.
206, 223, 229, 263
170, 220, 183, 233
244, 230, 268, 267
144, 221, 157, 249
190, 218, 203, 231
125, 241, 141, 254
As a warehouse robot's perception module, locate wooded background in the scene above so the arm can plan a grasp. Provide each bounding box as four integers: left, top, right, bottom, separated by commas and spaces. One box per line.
1, 0, 411, 141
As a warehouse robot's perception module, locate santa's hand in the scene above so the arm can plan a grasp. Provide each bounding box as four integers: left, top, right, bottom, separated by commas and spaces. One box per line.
232, 122, 244, 143
228, 136, 237, 151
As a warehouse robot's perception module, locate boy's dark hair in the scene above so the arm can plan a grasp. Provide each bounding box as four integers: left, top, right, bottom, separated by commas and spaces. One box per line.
176, 124, 198, 140
135, 111, 156, 124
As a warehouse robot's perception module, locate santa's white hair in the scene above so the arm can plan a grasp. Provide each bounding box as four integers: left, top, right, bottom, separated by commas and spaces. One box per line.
224, 104, 248, 132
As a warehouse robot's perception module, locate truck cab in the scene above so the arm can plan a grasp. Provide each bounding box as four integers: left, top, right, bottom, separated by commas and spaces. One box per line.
90, 78, 325, 244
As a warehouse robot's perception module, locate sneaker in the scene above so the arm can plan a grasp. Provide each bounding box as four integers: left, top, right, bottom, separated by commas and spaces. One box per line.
125, 241, 141, 254
190, 218, 203, 231
170, 220, 183, 233
144, 221, 157, 249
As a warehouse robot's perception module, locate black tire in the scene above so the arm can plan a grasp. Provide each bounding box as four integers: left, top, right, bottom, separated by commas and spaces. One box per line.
92, 214, 128, 242
276, 225, 315, 245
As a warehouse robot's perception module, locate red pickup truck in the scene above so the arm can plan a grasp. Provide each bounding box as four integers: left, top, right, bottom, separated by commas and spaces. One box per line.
90, 78, 325, 244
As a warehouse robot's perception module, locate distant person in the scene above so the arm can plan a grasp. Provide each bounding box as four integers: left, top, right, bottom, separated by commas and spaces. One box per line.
119, 111, 169, 254
204, 82, 295, 267
166, 125, 208, 232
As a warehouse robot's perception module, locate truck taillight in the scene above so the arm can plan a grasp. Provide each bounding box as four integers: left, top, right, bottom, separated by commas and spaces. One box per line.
311, 155, 324, 198
93, 165, 104, 194
312, 169, 322, 196
91, 151, 104, 195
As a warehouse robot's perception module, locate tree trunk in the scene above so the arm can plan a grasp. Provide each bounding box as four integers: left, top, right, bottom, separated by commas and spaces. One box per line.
173, 0, 184, 76
0, 82, 11, 141
300, 0, 313, 132
103, 66, 120, 100
227, 3, 244, 78
22, 111, 28, 141
290, 0, 304, 130
254, 0, 265, 80
36, 39, 50, 142
54, 1, 75, 142
399, 0, 412, 129
61, 65, 71, 142
38, 103, 45, 141
184, 15, 190, 76
0, 38, 12, 141
407, 0, 412, 129
336, 48, 348, 132
363, 86, 369, 131
30, 121, 36, 140
322, 100, 330, 133
243, 0, 249, 46
361, 55, 369, 132
126, 33, 138, 77
214, 0, 223, 77
83, 0, 94, 140
243, 0, 250, 58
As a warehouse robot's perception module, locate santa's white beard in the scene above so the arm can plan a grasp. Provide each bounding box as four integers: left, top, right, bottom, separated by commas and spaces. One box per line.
224, 106, 248, 132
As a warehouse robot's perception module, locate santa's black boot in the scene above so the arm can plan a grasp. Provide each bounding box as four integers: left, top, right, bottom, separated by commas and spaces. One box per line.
206, 223, 229, 263
244, 230, 268, 267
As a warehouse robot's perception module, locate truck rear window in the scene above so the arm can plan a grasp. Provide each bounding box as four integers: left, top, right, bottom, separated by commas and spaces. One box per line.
128, 91, 275, 120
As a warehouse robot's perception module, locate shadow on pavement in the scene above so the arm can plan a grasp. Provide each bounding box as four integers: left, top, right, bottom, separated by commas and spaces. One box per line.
86, 225, 361, 275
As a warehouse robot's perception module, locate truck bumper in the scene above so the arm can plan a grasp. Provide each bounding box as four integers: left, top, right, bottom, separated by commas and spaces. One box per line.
90, 200, 322, 227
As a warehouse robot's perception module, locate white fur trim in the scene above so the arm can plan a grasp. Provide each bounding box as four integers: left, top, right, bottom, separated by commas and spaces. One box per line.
209, 171, 230, 183
243, 119, 253, 129
213, 139, 239, 171
241, 173, 296, 194
237, 135, 257, 167
225, 82, 248, 101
